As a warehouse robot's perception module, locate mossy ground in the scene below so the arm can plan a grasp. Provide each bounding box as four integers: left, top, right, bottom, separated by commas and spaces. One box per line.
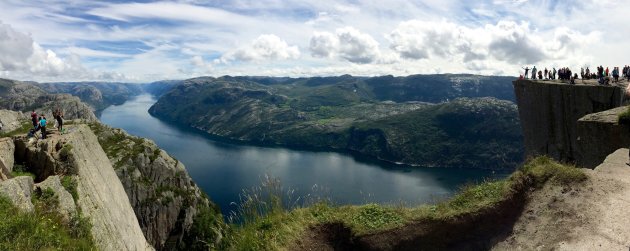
0, 191, 95, 250
225, 156, 587, 250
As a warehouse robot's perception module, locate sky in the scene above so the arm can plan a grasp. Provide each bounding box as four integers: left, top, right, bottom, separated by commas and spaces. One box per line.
0, 0, 627, 83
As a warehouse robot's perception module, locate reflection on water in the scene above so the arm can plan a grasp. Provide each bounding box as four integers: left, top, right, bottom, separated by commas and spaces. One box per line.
100, 94, 507, 215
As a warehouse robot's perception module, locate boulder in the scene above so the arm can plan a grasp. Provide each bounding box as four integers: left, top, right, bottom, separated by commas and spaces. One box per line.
0, 176, 35, 213
0, 109, 24, 132
0, 138, 15, 172
35, 175, 77, 222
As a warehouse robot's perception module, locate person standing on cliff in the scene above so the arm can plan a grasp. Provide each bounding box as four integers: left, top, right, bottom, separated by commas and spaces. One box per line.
532, 66, 537, 79
523, 66, 530, 79
552, 67, 557, 80
39, 115, 47, 139
54, 109, 64, 134
544, 68, 549, 80
30, 110, 38, 128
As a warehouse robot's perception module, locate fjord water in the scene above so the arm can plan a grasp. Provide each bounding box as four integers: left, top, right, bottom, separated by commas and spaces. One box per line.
100, 94, 506, 215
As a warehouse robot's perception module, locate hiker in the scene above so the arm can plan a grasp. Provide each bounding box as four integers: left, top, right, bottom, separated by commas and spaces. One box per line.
522, 66, 530, 79
31, 110, 38, 127
54, 109, 64, 134
532, 66, 537, 79
552, 68, 557, 80
40, 115, 47, 139
544, 68, 548, 80
538, 70, 543, 80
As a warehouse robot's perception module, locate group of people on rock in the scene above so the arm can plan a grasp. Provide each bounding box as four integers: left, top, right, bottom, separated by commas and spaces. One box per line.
521, 66, 577, 83
29, 108, 64, 139
521, 65, 630, 85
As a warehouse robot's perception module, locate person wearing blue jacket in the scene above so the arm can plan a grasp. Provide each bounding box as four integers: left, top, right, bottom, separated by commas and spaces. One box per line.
40, 116, 47, 139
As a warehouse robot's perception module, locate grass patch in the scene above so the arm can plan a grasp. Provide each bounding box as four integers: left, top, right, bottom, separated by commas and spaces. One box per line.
224, 156, 586, 250
10, 164, 35, 179
61, 175, 79, 204
0, 193, 95, 250
619, 106, 630, 125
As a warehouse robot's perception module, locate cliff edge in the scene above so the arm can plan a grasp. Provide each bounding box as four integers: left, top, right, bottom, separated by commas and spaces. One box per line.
61, 125, 154, 250
513, 79, 624, 165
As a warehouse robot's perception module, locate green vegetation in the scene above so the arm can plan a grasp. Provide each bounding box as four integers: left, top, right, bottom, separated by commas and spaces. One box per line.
10, 164, 35, 179
89, 123, 146, 170
0, 192, 94, 250
224, 156, 586, 250
61, 175, 79, 203
619, 106, 630, 125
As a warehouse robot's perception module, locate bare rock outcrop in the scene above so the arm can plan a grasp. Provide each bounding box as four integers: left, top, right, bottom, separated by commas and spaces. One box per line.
0, 109, 25, 132
90, 123, 225, 250
513, 80, 624, 164
0, 138, 15, 173
576, 106, 630, 168
64, 124, 153, 250
0, 176, 35, 213
34, 175, 77, 222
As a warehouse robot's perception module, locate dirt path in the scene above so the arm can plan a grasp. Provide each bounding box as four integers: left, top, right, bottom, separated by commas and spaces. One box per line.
493, 148, 630, 250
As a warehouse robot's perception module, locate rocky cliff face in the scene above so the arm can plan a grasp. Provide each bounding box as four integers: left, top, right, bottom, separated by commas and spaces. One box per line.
576, 106, 630, 168
89, 123, 225, 250
513, 80, 624, 164
65, 125, 153, 250
11, 125, 153, 250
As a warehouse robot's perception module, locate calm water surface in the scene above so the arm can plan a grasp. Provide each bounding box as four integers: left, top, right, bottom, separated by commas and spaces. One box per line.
100, 94, 507, 215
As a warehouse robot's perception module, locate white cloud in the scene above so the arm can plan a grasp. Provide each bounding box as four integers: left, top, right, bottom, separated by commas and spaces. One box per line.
0, 21, 34, 71
386, 19, 598, 71
0, 0, 627, 81
309, 27, 381, 64
221, 34, 300, 62
0, 21, 88, 78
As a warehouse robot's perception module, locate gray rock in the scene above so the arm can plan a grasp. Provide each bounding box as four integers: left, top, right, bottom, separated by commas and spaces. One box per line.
576, 106, 630, 168
93, 123, 219, 250
35, 175, 77, 222
64, 125, 153, 250
0, 109, 25, 132
0, 176, 35, 213
513, 80, 624, 164
0, 138, 15, 173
